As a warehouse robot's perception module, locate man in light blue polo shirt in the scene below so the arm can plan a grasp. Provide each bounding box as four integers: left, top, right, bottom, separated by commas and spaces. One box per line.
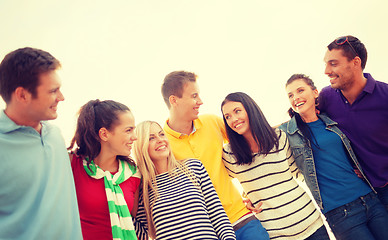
0, 47, 82, 239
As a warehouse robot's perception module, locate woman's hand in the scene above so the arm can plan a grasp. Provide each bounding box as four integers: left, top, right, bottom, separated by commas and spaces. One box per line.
243, 198, 263, 214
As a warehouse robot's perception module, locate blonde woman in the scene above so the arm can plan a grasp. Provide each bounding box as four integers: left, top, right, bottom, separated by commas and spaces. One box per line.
133, 121, 236, 240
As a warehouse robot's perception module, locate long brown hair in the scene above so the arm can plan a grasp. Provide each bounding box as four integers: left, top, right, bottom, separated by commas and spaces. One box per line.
68, 99, 135, 165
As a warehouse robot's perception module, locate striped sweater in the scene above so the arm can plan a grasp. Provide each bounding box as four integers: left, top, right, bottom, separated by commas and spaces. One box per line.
222, 130, 323, 240
135, 158, 236, 240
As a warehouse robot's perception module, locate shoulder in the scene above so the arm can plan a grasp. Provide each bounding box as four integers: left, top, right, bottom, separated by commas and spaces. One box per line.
198, 114, 223, 125
222, 143, 237, 164
69, 151, 84, 166
318, 113, 336, 124
222, 143, 232, 154
276, 128, 288, 145
196, 114, 225, 137
374, 80, 388, 97
278, 121, 288, 132
183, 158, 203, 170
319, 85, 338, 97
42, 122, 65, 142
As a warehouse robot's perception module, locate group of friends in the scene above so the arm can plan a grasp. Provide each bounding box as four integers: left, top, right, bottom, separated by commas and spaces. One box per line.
0, 35, 387, 240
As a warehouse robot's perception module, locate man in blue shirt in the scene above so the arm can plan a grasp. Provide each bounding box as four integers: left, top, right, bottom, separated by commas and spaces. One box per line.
0, 47, 83, 239
320, 35, 388, 211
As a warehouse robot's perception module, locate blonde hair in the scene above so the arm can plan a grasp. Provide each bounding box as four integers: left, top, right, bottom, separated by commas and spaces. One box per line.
133, 121, 198, 239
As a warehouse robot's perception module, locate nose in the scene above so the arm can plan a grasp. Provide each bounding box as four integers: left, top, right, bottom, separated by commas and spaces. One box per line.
324, 64, 331, 75
131, 133, 138, 141
230, 115, 238, 123
197, 96, 203, 105
57, 89, 65, 102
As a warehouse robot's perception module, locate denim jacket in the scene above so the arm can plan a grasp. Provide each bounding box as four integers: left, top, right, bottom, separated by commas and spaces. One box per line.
278, 113, 375, 210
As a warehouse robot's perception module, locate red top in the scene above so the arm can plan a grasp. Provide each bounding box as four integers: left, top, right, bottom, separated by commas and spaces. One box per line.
71, 154, 140, 240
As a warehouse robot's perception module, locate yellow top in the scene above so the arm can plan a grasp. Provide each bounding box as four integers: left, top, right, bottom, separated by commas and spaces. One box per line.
163, 114, 249, 223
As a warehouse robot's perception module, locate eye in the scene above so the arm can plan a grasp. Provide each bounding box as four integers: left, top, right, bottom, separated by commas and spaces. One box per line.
224, 115, 230, 120
288, 94, 293, 99
235, 109, 241, 114
149, 136, 155, 141
298, 89, 304, 93
160, 132, 165, 137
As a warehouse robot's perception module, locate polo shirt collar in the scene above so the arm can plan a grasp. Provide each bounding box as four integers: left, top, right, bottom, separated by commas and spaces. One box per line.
0, 110, 23, 133
0, 110, 48, 135
164, 117, 203, 138
362, 73, 376, 94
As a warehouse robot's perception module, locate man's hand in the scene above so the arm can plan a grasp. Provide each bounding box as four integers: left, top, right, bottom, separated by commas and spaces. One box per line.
243, 198, 262, 214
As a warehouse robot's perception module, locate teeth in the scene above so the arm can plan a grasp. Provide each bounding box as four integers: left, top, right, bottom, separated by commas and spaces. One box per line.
156, 145, 167, 151
235, 123, 243, 129
295, 102, 304, 107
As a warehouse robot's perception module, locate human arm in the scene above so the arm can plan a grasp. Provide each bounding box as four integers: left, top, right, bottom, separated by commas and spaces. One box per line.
222, 147, 262, 214
133, 188, 149, 240
193, 159, 236, 240
282, 130, 304, 182
68, 151, 74, 163
131, 187, 139, 217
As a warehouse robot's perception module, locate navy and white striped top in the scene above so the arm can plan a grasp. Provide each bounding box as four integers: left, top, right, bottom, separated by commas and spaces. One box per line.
135, 158, 236, 240
223, 130, 323, 240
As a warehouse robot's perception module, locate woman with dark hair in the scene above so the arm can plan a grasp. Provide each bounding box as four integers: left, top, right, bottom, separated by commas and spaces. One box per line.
221, 92, 330, 240
68, 99, 141, 240
279, 74, 388, 240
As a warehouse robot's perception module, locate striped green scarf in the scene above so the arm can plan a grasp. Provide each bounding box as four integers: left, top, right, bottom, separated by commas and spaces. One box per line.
83, 158, 139, 240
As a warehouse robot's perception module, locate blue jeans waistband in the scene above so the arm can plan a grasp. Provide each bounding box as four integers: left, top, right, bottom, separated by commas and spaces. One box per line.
325, 191, 375, 217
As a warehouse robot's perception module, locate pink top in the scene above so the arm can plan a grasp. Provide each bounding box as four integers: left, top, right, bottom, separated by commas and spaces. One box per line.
71, 154, 140, 240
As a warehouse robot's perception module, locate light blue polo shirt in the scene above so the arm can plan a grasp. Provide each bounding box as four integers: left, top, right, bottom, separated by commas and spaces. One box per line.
0, 110, 82, 239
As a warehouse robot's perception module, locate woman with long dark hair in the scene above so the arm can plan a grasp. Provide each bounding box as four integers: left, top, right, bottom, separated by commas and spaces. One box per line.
221, 92, 329, 240
279, 74, 388, 240
68, 99, 140, 240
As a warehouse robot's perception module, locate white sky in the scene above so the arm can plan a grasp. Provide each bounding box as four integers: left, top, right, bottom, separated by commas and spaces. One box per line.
1, 0, 387, 145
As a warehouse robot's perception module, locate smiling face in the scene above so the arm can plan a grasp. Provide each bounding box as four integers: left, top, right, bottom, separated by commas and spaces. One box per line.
147, 123, 170, 162
105, 111, 137, 157
26, 70, 64, 123
175, 81, 203, 121
324, 48, 356, 91
222, 101, 251, 137
286, 79, 318, 119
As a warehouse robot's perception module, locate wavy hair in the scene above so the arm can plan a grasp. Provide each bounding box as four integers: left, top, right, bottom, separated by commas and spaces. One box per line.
133, 121, 199, 238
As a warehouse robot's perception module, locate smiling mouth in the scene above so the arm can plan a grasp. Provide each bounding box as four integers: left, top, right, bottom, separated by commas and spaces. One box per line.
156, 145, 167, 151
295, 102, 305, 107
329, 75, 338, 82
